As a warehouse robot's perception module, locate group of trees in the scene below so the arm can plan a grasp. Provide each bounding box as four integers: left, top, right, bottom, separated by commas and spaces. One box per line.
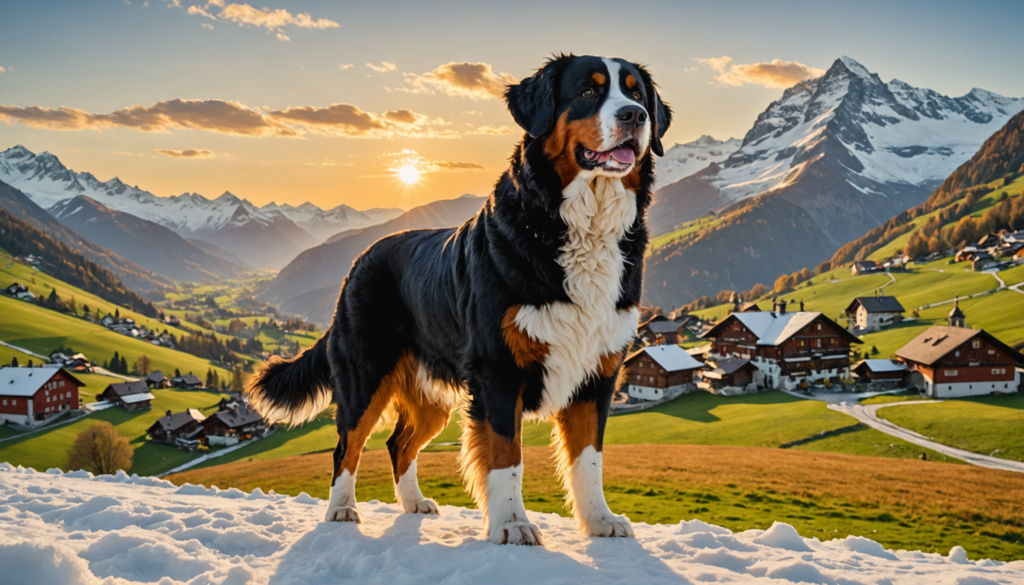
105, 351, 130, 375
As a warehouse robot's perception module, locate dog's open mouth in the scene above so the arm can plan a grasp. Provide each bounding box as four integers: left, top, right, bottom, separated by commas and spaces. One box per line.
583, 138, 640, 170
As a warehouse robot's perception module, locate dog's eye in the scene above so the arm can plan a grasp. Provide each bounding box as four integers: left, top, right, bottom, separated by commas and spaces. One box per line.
633, 91, 642, 100
581, 89, 594, 98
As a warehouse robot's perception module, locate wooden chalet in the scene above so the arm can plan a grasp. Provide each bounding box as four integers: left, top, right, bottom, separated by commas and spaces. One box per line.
698, 358, 762, 393
700, 301, 862, 389
637, 315, 684, 345
851, 261, 878, 275
146, 371, 169, 389
844, 293, 905, 331
148, 409, 206, 444
622, 345, 704, 401
897, 327, 1021, 398
852, 359, 908, 382
99, 380, 155, 412
202, 403, 266, 445
171, 373, 203, 389
0, 366, 83, 426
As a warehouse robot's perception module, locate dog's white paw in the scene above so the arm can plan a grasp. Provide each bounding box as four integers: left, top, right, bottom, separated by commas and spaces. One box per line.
402, 498, 439, 515
325, 505, 362, 523
490, 521, 543, 545
581, 513, 633, 537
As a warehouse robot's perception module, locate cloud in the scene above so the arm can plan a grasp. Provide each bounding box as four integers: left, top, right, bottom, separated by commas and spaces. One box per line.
364, 61, 397, 73
155, 148, 215, 158
338, 63, 353, 70
466, 124, 512, 135
0, 99, 461, 139
0, 67, 5, 74
403, 61, 516, 100
276, 32, 290, 42
695, 56, 824, 89
201, 22, 214, 29
114, 151, 147, 157
185, 2, 338, 40
429, 160, 486, 171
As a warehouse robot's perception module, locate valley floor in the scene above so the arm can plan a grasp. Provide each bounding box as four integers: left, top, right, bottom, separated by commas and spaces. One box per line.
4, 462, 1023, 584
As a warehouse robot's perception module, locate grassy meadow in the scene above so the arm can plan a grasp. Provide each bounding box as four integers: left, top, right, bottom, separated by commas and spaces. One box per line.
167, 444, 1024, 561
877, 394, 1024, 463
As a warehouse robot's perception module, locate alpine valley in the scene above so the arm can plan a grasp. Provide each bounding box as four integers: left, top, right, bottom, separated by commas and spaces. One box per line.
643, 56, 1023, 311
0, 146, 403, 271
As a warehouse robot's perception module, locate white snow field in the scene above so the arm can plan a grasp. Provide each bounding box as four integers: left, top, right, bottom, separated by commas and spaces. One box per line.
1, 464, 1022, 585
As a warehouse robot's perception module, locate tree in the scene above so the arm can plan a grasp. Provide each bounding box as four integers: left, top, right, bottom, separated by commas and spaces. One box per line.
228, 319, 247, 335
120, 356, 128, 374
773, 274, 792, 295
10, 356, 17, 367
174, 368, 181, 378
115, 308, 120, 319
871, 345, 880, 356
230, 366, 246, 393
135, 354, 152, 376
110, 351, 121, 374
83, 304, 91, 316
66, 422, 133, 475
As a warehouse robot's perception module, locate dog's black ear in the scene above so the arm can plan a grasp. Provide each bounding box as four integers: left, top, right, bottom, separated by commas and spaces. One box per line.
504, 65, 558, 138
636, 65, 672, 157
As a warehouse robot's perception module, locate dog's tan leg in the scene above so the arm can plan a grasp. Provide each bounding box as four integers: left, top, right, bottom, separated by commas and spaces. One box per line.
459, 394, 541, 545
387, 390, 451, 515
552, 397, 632, 537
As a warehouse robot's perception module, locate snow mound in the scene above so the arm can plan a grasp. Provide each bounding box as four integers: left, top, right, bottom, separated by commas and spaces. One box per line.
1, 465, 1022, 584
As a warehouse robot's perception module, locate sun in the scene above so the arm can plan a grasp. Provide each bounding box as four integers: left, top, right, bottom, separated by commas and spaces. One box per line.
397, 164, 420, 185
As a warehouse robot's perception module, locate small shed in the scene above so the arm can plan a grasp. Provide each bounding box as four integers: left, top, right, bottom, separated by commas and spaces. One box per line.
99, 380, 155, 412
171, 373, 203, 389
202, 404, 266, 446
146, 371, 168, 389
852, 359, 908, 381
699, 358, 762, 392
148, 409, 206, 444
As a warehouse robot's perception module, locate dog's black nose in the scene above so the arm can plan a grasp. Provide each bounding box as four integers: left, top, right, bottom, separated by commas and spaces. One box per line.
615, 105, 647, 129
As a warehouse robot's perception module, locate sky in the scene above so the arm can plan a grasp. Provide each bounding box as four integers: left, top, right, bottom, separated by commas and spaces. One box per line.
1, 0, 1023, 212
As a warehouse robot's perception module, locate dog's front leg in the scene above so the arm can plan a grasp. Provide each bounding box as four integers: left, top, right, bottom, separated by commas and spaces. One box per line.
459, 383, 541, 545
553, 380, 633, 537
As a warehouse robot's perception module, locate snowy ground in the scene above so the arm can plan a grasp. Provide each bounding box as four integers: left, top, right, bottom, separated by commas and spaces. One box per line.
1, 464, 1022, 584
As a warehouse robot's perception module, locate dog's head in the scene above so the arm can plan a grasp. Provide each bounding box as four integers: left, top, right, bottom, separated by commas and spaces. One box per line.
504, 54, 671, 186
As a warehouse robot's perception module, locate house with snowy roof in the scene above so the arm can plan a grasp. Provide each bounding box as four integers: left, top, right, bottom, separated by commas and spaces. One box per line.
844, 293, 905, 331
697, 358, 763, 394
852, 359, 908, 384
622, 345, 703, 401
0, 366, 83, 426
148, 409, 206, 444
637, 315, 685, 345
700, 299, 862, 390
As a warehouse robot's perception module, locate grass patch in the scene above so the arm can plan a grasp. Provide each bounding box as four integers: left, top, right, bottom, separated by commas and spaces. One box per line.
791, 426, 961, 463
859, 393, 932, 406
878, 394, 1024, 463
168, 444, 1024, 561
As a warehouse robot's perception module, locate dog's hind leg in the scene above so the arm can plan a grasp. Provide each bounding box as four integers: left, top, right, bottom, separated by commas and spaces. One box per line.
386, 369, 452, 514
551, 369, 633, 537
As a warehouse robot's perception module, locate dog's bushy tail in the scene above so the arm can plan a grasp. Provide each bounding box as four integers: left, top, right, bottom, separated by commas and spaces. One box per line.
247, 329, 333, 427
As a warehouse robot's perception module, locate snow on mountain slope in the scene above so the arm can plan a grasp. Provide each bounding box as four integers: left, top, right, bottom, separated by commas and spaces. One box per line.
2, 465, 1021, 585
702, 55, 1023, 211
655, 135, 741, 189
262, 201, 404, 242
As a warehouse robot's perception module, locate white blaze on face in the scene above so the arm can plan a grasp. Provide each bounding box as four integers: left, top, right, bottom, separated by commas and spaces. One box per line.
598, 58, 651, 156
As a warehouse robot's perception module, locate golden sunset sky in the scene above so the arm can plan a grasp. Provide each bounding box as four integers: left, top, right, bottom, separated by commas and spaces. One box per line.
2, 0, 1022, 211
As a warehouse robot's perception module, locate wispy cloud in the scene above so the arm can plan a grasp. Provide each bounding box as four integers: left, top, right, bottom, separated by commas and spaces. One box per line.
364, 61, 397, 73
466, 124, 512, 135
402, 61, 516, 100
429, 160, 485, 171
338, 63, 353, 70
695, 56, 824, 89
114, 151, 147, 157
184, 2, 338, 41
0, 67, 5, 74
155, 148, 215, 158
201, 22, 214, 29
0, 98, 462, 139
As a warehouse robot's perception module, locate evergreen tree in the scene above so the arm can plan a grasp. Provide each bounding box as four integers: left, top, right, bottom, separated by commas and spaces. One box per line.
10, 356, 18, 367
120, 356, 128, 374
111, 351, 121, 374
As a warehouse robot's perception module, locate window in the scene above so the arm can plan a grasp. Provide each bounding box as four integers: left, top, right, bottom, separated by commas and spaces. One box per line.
945, 370, 958, 377
972, 340, 980, 349
817, 324, 822, 331
59, 380, 64, 388
11, 399, 15, 406
649, 376, 654, 383
988, 349, 995, 355
816, 339, 822, 348
992, 368, 1006, 375
2, 400, 6, 406
955, 350, 960, 358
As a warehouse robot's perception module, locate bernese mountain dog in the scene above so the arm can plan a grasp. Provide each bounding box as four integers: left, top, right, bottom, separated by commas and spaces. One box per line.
248, 54, 671, 545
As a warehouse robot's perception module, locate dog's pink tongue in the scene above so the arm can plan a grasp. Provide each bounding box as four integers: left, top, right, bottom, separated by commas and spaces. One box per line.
609, 147, 635, 165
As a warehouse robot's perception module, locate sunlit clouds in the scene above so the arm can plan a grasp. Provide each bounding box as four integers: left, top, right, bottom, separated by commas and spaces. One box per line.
365, 62, 397, 73
402, 62, 516, 100
184, 1, 338, 40
154, 148, 215, 158
695, 56, 825, 89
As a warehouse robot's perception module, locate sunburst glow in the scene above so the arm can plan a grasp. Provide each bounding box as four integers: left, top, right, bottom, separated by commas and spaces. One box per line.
397, 164, 420, 185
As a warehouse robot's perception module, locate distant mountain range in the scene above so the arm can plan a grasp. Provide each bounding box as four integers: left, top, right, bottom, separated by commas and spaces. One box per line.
0, 179, 172, 292
0, 146, 403, 270
642, 56, 1024, 310
259, 194, 487, 324
655, 135, 741, 191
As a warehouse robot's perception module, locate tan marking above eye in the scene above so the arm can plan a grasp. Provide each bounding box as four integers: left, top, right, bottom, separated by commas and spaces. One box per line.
591, 72, 606, 85
625, 74, 637, 89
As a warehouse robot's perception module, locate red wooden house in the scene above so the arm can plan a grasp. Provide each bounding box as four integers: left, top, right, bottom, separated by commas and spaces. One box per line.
0, 366, 83, 426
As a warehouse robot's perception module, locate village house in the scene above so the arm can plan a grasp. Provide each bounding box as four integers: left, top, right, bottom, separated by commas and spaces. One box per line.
844, 293, 905, 331
171, 373, 203, 389
98, 380, 155, 412
896, 300, 1022, 398
700, 299, 862, 390
852, 359, 909, 387
622, 345, 704, 401
637, 315, 685, 345
147, 409, 206, 445
100, 315, 117, 328
697, 357, 762, 394
5, 282, 36, 301
0, 366, 83, 426
202, 403, 266, 446
851, 260, 878, 275
146, 371, 168, 389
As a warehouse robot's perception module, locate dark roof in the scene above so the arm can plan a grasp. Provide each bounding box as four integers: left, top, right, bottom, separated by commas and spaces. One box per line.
714, 358, 754, 375
647, 321, 682, 334
176, 374, 202, 385
949, 303, 965, 319
211, 404, 263, 428
147, 371, 166, 382
150, 409, 206, 433
853, 261, 878, 269
846, 296, 905, 314
105, 380, 150, 397
738, 302, 761, 312
896, 326, 1023, 366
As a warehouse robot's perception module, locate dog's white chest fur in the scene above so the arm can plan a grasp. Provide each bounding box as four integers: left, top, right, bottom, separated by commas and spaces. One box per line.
515, 175, 639, 418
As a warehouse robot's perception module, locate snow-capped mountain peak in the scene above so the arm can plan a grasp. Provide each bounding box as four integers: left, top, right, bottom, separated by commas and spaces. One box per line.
656, 135, 741, 188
